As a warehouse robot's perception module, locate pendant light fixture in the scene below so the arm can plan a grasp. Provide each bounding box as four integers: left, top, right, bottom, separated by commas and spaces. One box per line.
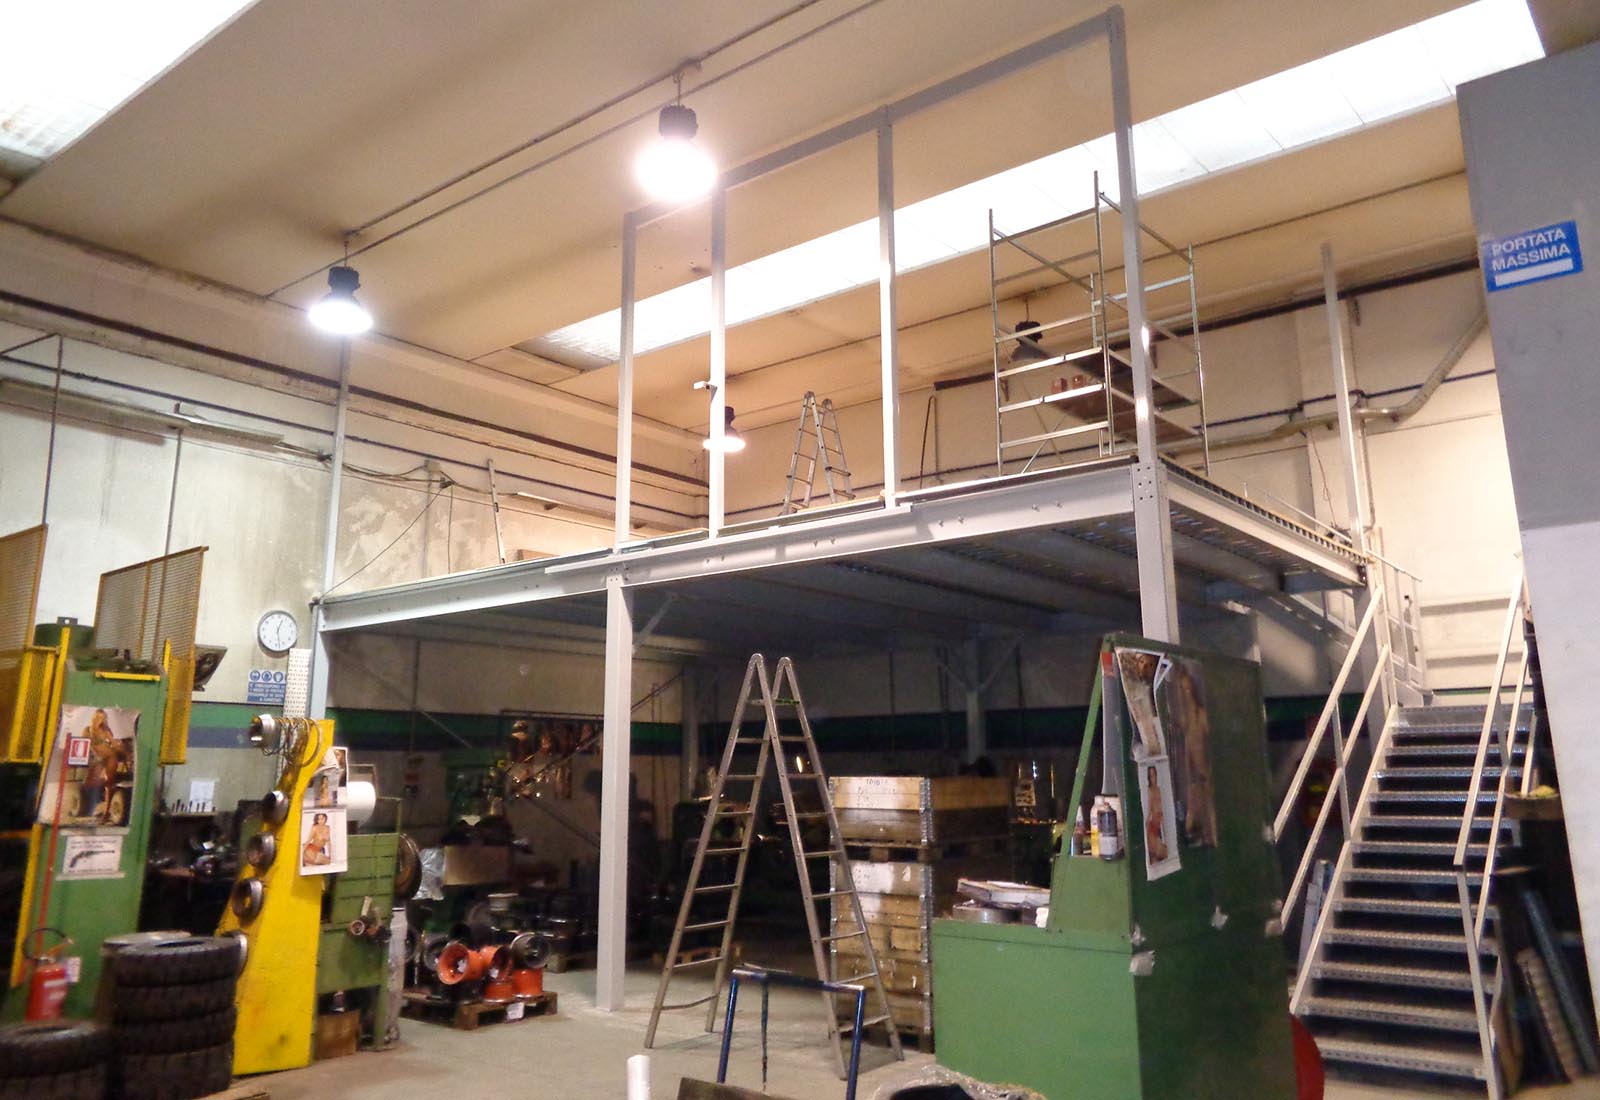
636, 68, 716, 204
308, 239, 374, 335
703, 405, 746, 454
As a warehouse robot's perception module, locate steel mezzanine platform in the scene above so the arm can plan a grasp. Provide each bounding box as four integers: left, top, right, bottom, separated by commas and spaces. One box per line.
316, 458, 1365, 659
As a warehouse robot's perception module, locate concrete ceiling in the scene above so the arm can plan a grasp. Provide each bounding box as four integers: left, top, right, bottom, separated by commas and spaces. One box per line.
3, 0, 1597, 435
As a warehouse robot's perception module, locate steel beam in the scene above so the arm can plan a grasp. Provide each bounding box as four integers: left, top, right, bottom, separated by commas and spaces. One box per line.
878, 120, 900, 506
1321, 243, 1370, 555
1166, 479, 1364, 588
1107, 8, 1179, 643
1002, 527, 1208, 606
308, 337, 352, 719
596, 575, 634, 1011
880, 547, 1141, 626
709, 189, 728, 534
614, 213, 638, 548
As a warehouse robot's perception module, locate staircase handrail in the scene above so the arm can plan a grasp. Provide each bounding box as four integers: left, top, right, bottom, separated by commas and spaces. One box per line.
1452, 566, 1529, 1100
1273, 582, 1386, 843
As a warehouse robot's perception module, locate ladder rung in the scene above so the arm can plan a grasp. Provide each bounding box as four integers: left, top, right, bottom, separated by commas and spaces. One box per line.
724, 773, 762, 781
694, 883, 738, 894
673, 956, 725, 970
790, 811, 830, 820
662, 994, 718, 1010
822, 931, 866, 943
704, 846, 745, 856
773, 698, 800, 706
834, 973, 875, 984
715, 807, 755, 817
804, 849, 843, 859
811, 890, 851, 900
683, 919, 732, 932
840, 1013, 892, 1032
777, 735, 809, 742
733, 737, 766, 744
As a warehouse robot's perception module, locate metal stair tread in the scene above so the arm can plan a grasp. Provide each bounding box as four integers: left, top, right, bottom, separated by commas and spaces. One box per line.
1335, 896, 1498, 920
1314, 1036, 1486, 1079
1311, 960, 1475, 990
1344, 866, 1482, 884
1322, 927, 1497, 954
1371, 789, 1497, 804
1378, 765, 1516, 780
1299, 996, 1479, 1032
1353, 839, 1491, 857
1387, 742, 1523, 759
1363, 813, 1509, 830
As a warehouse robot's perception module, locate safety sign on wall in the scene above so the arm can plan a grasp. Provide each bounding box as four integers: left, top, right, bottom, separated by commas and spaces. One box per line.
1481, 220, 1584, 292
247, 668, 288, 706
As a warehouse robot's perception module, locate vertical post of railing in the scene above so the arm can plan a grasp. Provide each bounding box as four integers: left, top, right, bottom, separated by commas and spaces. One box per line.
877, 117, 901, 507
614, 213, 638, 549
708, 188, 728, 536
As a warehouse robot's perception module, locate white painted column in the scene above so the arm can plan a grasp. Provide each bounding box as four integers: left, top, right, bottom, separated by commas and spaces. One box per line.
596, 574, 634, 1011
1321, 244, 1370, 555
877, 120, 901, 506
963, 639, 987, 763
614, 215, 638, 549
681, 663, 700, 800
709, 188, 728, 533
1107, 7, 1179, 643
308, 338, 351, 719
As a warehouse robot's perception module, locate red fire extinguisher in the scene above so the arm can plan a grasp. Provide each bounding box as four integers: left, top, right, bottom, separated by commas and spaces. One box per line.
25, 928, 73, 1021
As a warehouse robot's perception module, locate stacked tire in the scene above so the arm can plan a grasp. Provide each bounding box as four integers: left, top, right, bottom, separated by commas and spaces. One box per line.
0, 1020, 110, 1100
106, 937, 240, 1100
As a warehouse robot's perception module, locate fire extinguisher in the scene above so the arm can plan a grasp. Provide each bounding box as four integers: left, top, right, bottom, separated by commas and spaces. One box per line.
25, 928, 73, 1021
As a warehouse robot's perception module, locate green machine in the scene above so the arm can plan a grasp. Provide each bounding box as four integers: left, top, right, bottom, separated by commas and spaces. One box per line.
1, 535, 207, 1021
932, 636, 1297, 1100
315, 831, 401, 1047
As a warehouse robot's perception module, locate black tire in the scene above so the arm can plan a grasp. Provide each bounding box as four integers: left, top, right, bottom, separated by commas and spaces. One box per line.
112, 1007, 235, 1056
0, 1021, 109, 1077
111, 938, 239, 988
111, 977, 235, 1024
114, 1043, 231, 1100
0, 1062, 107, 1100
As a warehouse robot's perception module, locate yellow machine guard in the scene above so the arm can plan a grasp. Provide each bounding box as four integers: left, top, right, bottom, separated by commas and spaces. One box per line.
217, 719, 332, 1075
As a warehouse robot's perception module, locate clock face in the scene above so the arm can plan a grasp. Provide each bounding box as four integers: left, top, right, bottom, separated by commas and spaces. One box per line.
257, 610, 299, 654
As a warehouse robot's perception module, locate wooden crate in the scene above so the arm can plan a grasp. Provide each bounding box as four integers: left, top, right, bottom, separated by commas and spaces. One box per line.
831, 777, 1009, 848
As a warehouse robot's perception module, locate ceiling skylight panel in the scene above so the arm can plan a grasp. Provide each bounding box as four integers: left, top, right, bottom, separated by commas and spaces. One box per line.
1324, 27, 1450, 123
1419, 0, 1543, 89
1234, 64, 1361, 149
1158, 91, 1281, 172
0, 0, 255, 172
1128, 119, 1208, 192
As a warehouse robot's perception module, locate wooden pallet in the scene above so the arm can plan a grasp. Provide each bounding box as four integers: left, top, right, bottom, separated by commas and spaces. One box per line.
401, 989, 558, 1030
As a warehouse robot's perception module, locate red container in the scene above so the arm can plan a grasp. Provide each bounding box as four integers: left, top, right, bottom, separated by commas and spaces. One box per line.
26, 960, 70, 1020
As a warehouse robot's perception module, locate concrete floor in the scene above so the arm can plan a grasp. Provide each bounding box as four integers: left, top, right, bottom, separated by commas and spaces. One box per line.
257, 966, 1600, 1100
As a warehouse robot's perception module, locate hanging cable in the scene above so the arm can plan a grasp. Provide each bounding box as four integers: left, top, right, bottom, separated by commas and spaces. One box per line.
324, 484, 448, 595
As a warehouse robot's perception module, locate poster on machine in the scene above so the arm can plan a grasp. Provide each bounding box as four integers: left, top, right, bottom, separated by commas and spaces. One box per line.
299, 747, 349, 876
1115, 647, 1220, 883
1154, 654, 1218, 849
37, 705, 139, 831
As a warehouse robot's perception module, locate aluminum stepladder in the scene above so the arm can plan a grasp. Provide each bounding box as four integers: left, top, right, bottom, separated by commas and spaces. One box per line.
644, 654, 904, 1075
781, 392, 856, 514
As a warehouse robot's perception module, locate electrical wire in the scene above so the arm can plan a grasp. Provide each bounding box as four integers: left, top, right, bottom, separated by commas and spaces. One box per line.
325, 484, 448, 596
268, 0, 890, 298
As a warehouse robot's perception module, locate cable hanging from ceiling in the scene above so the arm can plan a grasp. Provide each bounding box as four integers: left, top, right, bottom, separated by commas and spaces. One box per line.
267, 0, 890, 300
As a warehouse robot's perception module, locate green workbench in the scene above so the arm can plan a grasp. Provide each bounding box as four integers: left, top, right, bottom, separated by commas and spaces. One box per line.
932, 636, 1297, 1100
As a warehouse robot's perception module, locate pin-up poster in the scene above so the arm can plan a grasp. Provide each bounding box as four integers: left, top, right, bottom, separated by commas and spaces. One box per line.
299, 747, 349, 875
38, 705, 139, 831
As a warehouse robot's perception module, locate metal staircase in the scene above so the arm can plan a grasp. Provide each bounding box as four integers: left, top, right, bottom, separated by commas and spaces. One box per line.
1296, 702, 1525, 1086
1282, 570, 1541, 1097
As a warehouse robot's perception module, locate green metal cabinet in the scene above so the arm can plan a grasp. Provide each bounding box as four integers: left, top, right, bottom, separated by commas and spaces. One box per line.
932, 637, 1297, 1100
315, 832, 399, 1044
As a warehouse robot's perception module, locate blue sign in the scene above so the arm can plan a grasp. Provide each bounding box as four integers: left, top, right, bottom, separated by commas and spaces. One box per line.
1481, 220, 1583, 292
246, 668, 287, 706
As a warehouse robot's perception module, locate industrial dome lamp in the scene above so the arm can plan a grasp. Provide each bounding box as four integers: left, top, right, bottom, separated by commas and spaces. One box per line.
308, 263, 374, 336
703, 405, 745, 454
636, 68, 716, 204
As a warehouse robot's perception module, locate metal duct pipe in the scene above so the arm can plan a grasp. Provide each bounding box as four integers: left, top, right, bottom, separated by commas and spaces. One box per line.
1175, 307, 1488, 456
